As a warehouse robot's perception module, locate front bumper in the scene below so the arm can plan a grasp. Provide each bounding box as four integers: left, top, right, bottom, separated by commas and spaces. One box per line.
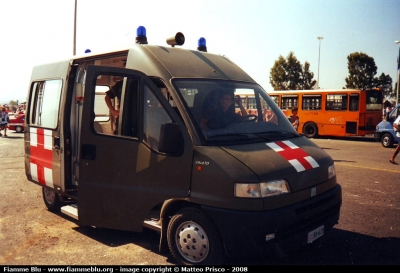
202, 184, 342, 258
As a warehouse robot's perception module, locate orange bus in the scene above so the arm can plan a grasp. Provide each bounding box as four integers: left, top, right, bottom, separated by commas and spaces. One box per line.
266, 89, 383, 138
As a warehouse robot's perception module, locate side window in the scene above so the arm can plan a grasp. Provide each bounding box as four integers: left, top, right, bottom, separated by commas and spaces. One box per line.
93, 74, 139, 137
326, 94, 348, 111
143, 84, 173, 151
302, 95, 321, 110
29, 79, 62, 129
350, 94, 359, 111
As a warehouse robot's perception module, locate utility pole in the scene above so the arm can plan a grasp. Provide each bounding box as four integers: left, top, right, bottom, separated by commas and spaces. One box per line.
73, 0, 77, 55
317, 36, 323, 89
396, 41, 400, 104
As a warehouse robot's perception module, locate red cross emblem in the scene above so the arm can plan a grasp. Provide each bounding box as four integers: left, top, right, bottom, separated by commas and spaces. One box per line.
266, 140, 319, 172
30, 128, 54, 187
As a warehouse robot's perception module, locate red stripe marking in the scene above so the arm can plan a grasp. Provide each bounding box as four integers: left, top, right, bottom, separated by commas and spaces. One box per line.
30, 129, 53, 185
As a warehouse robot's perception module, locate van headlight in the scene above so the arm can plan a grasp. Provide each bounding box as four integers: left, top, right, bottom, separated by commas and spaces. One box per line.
328, 164, 336, 179
234, 180, 291, 198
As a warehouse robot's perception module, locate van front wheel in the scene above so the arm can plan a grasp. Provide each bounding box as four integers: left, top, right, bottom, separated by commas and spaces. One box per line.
42, 187, 62, 212
167, 207, 225, 265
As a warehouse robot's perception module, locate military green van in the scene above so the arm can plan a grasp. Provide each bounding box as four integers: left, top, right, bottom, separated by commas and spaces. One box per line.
24, 26, 341, 265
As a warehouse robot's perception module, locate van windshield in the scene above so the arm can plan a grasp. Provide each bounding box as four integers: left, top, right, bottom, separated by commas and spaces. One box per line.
173, 79, 299, 144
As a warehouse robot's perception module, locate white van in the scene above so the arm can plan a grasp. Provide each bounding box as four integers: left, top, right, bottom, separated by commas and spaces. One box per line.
24, 26, 342, 265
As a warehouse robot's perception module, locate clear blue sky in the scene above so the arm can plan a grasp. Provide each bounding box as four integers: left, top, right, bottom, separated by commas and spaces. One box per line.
0, 0, 399, 104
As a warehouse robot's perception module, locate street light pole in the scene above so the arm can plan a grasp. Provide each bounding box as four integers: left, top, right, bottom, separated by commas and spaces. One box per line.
396, 40, 400, 105
73, 0, 77, 55
317, 36, 323, 89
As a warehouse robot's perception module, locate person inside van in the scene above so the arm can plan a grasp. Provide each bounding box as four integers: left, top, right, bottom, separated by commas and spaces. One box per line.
200, 91, 247, 130
264, 109, 278, 124
105, 76, 123, 134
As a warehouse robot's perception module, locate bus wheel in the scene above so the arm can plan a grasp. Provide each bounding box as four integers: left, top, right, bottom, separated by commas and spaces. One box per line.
303, 123, 318, 138
42, 187, 62, 212
167, 207, 225, 265
381, 133, 393, 148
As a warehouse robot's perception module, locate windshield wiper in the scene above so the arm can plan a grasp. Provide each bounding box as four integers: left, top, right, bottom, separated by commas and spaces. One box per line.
253, 130, 300, 140
205, 133, 263, 140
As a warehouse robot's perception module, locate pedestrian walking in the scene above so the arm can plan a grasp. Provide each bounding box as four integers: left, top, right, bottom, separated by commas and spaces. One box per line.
389, 114, 400, 164
0, 107, 10, 137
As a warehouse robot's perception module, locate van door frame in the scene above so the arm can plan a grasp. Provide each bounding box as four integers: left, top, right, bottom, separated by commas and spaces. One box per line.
77, 65, 193, 231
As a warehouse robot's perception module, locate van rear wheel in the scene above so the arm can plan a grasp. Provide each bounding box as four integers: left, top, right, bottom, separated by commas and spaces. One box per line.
167, 207, 225, 265
42, 187, 62, 212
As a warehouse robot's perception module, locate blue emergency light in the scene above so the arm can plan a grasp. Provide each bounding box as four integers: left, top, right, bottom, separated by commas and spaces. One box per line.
197, 37, 207, 52
136, 26, 148, 44
84, 49, 91, 53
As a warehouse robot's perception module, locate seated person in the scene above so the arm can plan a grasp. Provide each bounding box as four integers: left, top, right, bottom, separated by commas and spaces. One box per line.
264, 109, 278, 124
200, 91, 247, 130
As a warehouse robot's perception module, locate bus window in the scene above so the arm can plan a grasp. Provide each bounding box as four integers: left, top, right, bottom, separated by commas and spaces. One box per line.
269, 95, 279, 106
326, 94, 348, 111
302, 95, 321, 110
366, 89, 383, 110
350, 94, 359, 111
282, 95, 298, 110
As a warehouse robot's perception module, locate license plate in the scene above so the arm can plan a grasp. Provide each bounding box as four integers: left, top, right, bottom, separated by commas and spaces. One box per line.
307, 225, 324, 243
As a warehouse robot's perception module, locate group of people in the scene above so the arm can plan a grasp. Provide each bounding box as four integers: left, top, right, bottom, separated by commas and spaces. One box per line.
0, 107, 10, 137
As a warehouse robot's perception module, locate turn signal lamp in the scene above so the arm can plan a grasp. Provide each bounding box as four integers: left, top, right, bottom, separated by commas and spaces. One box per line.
197, 37, 207, 52
136, 26, 148, 44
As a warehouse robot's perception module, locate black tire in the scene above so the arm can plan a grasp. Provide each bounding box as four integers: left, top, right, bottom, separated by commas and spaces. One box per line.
303, 122, 318, 138
167, 207, 226, 265
42, 187, 62, 212
381, 133, 394, 148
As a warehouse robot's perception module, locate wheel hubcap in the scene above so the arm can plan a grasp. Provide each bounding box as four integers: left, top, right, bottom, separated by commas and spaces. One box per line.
44, 188, 56, 204
175, 221, 209, 263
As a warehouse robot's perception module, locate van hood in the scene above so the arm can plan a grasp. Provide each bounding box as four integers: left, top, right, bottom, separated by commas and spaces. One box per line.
220, 136, 334, 192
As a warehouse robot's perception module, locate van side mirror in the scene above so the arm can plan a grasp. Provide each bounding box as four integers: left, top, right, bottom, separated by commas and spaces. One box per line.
158, 123, 184, 156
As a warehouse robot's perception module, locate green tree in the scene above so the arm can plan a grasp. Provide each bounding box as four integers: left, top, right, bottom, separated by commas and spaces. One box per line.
345, 52, 377, 89
374, 73, 393, 99
270, 52, 316, 90
300, 61, 317, 90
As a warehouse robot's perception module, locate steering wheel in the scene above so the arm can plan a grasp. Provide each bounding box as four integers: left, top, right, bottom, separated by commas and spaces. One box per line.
236, 114, 257, 123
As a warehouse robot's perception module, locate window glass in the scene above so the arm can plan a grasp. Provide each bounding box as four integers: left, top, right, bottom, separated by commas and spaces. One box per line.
93, 74, 139, 137
269, 95, 279, 106
326, 94, 348, 110
174, 79, 297, 145
281, 95, 298, 110
94, 86, 111, 122
29, 79, 62, 129
143, 84, 173, 150
302, 95, 321, 110
366, 90, 383, 110
350, 94, 359, 111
